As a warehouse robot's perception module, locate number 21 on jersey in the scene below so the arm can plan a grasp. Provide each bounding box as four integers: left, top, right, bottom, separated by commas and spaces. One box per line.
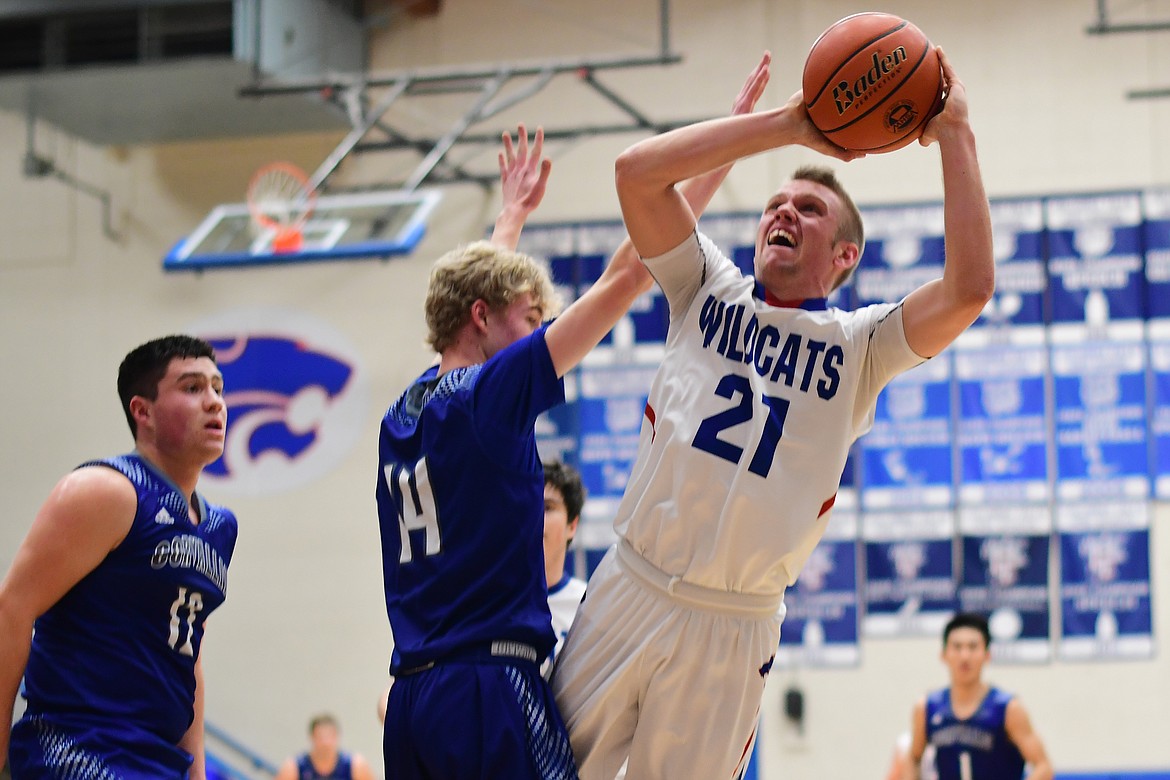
692, 373, 790, 478
383, 458, 441, 563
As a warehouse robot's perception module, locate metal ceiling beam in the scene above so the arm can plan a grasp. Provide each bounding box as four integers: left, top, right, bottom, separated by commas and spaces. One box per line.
239, 0, 687, 191
1085, 1, 1170, 101
239, 50, 682, 98
352, 116, 715, 153
1127, 86, 1170, 100
1086, 0, 1170, 33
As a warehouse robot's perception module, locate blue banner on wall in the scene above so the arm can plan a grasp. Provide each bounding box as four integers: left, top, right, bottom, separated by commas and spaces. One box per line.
1045, 192, 1145, 337
777, 512, 860, 668
863, 510, 957, 637
967, 198, 1047, 339
860, 355, 954, 510
958, 505, 1052, 663
1057, 501, 1154, 661
577, 221, 672, 353
852, 203, 946, 310
1051, 340, 1149, 500
1149, 337, 1170, 499
1142, 189, 1170, 320
954, 345, 1050, 505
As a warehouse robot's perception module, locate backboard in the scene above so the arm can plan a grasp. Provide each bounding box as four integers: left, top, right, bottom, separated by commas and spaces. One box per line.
164, 188, 443, 271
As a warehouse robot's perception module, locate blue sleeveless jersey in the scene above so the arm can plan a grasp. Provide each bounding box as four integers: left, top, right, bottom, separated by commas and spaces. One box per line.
926, 686, 1025, 780
12, 453, 238, 778
295, 751, 353, 779
376, 326, 564, 672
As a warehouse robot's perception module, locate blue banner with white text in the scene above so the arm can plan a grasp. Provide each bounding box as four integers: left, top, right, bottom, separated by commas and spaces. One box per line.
1057, 501, 1154, 660
778, 512, 860, 667
863, 510, 957, 637
958, 505, 1052, 663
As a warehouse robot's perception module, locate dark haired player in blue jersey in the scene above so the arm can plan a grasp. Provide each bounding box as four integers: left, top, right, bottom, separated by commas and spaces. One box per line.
541, 460, 588, 676
903, 612, 1052, 780
0, 335, 237, 779
376, 60, 771, 780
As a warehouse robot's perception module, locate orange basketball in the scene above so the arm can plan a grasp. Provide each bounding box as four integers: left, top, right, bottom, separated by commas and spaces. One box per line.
802, 12, 944, 154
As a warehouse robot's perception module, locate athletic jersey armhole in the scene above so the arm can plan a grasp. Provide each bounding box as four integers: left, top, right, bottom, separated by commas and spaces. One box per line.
76, 456, 142, 549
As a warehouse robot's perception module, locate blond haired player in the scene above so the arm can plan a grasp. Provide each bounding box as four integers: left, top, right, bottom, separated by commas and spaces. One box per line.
552, 48, 994, 780
377, 57, 772, 780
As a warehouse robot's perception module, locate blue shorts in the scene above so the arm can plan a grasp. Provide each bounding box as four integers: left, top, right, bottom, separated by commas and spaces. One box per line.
383, 658, 577, 780
9, 711, 192, 779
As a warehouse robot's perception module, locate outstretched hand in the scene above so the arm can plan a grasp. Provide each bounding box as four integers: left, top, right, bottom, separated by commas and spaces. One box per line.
499, 123, 552, 217
732, 51, 771, 115
490, 124, 553, 249
919, 47, 968, 147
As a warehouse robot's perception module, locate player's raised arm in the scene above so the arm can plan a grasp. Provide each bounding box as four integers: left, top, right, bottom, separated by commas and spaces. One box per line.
490, 124, 552, 251
545, 52, 774, 377
900, 48, 995, 358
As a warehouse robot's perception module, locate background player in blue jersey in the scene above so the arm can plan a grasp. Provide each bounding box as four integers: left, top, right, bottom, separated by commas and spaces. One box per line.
274, 714, 375, 780
903, 612, 1052, 780
541, 460, 588, 677
376, 60, 770, 780
0, 335, 237, 779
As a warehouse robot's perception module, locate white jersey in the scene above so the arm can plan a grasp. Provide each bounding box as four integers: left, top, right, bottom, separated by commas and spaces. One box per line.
548, 574, 587, 660
542, 574, 587, 678
617, 231, 922, 597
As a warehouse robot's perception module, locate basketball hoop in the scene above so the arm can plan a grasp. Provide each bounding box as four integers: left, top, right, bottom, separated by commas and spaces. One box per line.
246, 162, 317, 254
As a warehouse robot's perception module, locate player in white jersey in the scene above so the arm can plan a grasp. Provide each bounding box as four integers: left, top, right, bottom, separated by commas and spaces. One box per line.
552, 48, 994, 780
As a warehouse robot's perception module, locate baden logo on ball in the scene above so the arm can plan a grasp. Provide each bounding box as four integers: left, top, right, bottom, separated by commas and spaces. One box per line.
803, 12, 945, 154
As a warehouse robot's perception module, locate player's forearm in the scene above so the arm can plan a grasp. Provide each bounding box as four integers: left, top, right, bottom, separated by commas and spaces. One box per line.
489, 203, 531, 251
617, 108, 798, 198
938, 124, 994, 314
546, 260, 649, 376
1026, 762, 1055, 780
0, 606, 34, 770
179, 658, 207, 780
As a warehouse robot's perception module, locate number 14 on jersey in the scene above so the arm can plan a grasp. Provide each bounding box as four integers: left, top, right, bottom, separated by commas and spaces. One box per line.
384, 459, 441, 563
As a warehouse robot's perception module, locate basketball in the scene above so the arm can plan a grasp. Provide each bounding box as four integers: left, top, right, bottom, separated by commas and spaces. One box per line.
802, 12, 944, 154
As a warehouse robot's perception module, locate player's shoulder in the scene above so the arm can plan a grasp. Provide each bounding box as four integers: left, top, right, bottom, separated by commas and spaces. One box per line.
988, 685, 1016, 703
996, 688, 1028, 721
201, 499, 240, 537
924, 687, 949, 707
836, 299, 903, 328
54, 461, 139, 513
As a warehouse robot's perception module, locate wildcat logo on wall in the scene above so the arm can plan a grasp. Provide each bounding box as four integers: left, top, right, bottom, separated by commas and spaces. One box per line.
188, 308, 369, 496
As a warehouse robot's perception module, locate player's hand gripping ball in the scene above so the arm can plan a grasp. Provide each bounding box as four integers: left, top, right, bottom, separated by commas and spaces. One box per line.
802, 12, 944, 153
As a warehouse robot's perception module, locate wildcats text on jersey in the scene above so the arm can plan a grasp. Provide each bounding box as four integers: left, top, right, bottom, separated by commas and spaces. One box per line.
697, 294, 844, 398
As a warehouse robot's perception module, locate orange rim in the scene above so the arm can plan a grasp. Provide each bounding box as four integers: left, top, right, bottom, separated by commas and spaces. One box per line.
246, 162, 317, 232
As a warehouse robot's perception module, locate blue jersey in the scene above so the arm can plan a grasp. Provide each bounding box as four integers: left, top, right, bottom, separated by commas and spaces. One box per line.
295, 751, 353, 779
12, 453, 237, 778
376, 326, 564, 672
926, 686, 1025, 780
